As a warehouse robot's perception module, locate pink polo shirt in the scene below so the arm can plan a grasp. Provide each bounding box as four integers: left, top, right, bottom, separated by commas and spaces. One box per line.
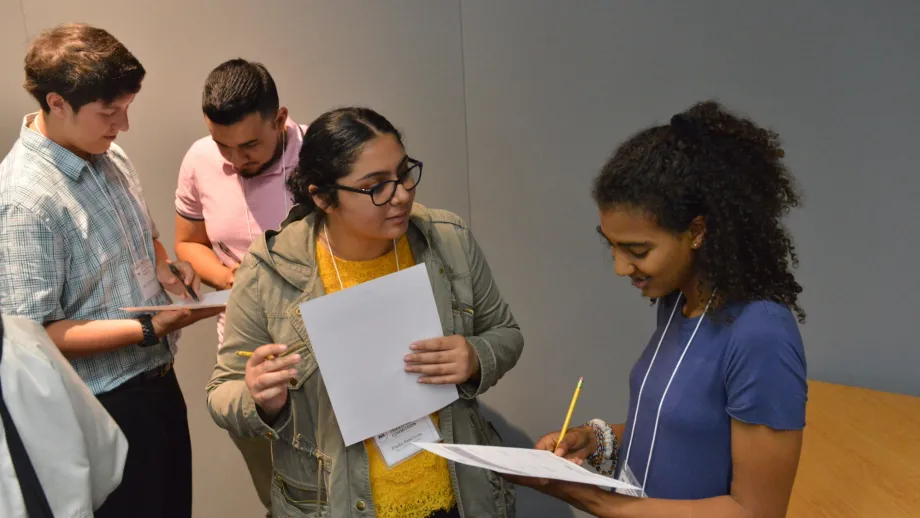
175, 117, 306, 347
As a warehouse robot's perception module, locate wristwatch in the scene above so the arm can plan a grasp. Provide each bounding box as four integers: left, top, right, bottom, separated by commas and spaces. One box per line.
136, 314, 160, 347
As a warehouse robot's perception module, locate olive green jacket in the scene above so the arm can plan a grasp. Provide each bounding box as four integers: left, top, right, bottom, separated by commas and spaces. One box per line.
206, 203, 523, 518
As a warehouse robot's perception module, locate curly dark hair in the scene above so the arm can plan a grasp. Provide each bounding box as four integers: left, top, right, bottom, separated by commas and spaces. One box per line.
592, 100, 805, 322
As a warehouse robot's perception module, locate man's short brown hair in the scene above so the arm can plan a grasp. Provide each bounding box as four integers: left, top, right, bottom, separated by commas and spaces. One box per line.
24, 23, 145, 113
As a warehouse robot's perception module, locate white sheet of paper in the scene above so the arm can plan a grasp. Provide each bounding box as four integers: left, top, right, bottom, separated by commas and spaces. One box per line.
299, 263, 457, 446
120, 289, 231, 312
415, 443, 640, 490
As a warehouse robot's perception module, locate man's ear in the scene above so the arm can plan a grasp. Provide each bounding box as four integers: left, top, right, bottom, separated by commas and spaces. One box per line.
46, 92, 70, 120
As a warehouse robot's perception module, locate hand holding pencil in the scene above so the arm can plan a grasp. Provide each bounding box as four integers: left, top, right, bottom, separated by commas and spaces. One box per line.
156, 260, 201, 301
242, 343, 301, 420
533, 377, 598, 464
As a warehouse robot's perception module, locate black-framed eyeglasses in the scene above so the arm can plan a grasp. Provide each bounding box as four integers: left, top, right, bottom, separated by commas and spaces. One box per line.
326, 158, 423, 206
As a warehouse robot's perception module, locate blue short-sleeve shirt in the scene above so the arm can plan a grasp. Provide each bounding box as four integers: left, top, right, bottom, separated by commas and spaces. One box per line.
615, 294, 807, 499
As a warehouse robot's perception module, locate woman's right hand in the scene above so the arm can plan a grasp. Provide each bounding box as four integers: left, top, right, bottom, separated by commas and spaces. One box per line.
535, 425, 598, 465
244, 343, 301, 419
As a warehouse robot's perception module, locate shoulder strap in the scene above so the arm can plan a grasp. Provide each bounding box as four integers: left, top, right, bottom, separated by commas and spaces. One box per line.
0, 316, 54, 517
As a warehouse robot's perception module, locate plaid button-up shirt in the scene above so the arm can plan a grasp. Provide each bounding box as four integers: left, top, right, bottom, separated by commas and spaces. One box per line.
0, 114, 176, 394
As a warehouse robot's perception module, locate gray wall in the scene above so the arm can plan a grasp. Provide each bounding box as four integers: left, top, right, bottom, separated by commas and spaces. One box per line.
461, 2, 920, 515
3, 1, 918, 516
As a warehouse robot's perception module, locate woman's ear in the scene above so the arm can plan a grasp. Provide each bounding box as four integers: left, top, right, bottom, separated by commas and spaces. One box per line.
308, 185, 331, 214
689, 215, 706, 249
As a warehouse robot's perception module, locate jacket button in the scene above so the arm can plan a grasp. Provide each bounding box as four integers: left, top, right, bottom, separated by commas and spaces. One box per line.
295, 307, 301, 316
355, 500, 367, 511
265, 431, 275, 440
439, 267, 445, 275
289, 376, 298, 387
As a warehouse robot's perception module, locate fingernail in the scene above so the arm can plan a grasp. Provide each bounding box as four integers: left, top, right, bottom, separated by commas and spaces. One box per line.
291, 354, 301, 362
279, 344, 288, 351
289, 369, 297, 377
409, 344, 419, 350
404, 355, 411, 361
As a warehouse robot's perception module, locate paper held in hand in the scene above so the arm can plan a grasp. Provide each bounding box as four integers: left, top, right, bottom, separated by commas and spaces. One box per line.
298, 263, 458, 446
414, 443, 640, 491
120, 289, 231, 312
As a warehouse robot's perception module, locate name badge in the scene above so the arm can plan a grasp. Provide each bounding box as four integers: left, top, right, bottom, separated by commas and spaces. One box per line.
374, 415, 441, 468
133, 259, 161, 302
616, 463, 647, 498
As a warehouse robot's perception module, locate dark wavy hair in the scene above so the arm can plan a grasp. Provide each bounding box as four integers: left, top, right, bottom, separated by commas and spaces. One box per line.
592, 101, 805, 322
287, 107, 402, 214
24, 23, 145, 113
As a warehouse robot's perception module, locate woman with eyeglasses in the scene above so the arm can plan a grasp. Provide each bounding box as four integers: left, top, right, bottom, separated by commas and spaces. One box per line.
207, 107, 522, 518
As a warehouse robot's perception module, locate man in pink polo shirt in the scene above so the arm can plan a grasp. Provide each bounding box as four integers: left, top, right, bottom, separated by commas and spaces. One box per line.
174, 59, 306, 516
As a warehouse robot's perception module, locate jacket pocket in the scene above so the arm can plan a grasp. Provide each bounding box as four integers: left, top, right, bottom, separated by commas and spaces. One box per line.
271, 475, 329, 518
450, 299, 476, 335
270, 435, 330, 517
262, 327, 319, 391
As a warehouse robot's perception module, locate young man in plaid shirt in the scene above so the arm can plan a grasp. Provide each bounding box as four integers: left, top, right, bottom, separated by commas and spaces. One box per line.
0, 23, 221, 518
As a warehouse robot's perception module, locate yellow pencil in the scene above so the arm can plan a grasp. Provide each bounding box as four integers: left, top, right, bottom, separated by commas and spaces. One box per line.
557, 377, 584, 446
235, 351, 275, 360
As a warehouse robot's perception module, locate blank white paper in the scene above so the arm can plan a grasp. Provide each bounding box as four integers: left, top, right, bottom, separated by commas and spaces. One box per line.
415, 443, 640, 490
299, 263, 458, 446
121, 289, 231, 312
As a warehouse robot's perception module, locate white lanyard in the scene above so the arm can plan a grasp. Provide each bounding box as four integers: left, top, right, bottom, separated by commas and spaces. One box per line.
322, 223, 399, 290
87, 162, 150, 265
622, 291, 715, 491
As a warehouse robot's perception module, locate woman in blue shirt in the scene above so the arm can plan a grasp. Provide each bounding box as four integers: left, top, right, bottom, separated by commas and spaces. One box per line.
510, 101, 807, 517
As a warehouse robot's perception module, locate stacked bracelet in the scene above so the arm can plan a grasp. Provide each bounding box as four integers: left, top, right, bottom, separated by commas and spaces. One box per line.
585, 418, 618, 476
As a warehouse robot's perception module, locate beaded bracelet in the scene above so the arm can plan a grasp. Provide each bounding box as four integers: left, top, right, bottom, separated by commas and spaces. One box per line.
585, 419, 617, 476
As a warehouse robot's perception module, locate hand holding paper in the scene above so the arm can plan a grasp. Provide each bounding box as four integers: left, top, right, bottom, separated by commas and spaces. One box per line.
404, 335, 480, 384
299, 263, 458, 446
149, 306, 225, 337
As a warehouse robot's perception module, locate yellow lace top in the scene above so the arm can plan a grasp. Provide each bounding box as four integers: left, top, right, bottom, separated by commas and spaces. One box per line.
316, 234, 456, 518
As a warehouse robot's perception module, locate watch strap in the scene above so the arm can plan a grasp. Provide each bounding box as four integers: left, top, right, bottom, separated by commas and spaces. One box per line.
136, 314, 159, 347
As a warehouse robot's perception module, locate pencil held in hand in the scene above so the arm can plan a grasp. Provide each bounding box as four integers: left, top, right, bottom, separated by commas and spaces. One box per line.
236, 350, 275, 360
167, 262, 199, 302
557, 377, 584, 447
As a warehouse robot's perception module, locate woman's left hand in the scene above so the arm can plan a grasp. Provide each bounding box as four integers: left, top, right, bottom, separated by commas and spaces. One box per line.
501, 473, 578, 498
502, 472, 550, 489
404, 335, 480, 384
